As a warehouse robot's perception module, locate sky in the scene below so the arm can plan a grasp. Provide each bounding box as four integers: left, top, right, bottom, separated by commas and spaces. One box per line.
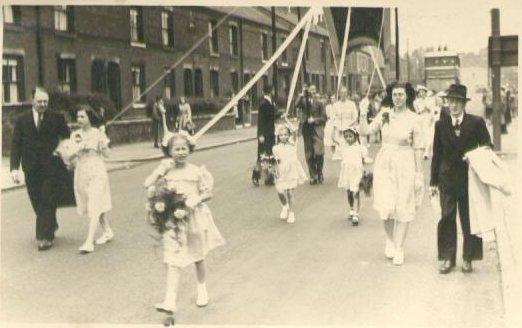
389, 0, 520, 55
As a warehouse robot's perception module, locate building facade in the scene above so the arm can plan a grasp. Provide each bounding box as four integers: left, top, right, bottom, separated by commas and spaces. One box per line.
3, 5, 376, 122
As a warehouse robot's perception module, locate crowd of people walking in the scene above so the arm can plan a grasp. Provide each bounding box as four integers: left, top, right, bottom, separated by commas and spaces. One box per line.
8, 79, 512, 319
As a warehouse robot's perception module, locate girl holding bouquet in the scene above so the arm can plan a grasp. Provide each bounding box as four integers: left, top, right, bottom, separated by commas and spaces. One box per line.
71, 104, 114, 254
337, 127, 368, 226
144, 132, 225, 315
272, 122, 307, 224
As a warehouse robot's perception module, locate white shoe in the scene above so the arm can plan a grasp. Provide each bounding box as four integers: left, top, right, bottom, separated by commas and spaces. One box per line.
280, 205, 289, 220
287, 212, 296, 224
79, 242, 94, 254
196, 284, 209, 307
95, 231, 114, 245
393, 249, 404, 266
385, 239, 395, 259
155, 302, 176, 314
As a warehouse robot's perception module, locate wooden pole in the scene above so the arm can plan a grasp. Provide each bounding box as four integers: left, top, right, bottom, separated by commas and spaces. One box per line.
271, 7, 279, 103
491, 9, 501, 151
395, 7, 400, 81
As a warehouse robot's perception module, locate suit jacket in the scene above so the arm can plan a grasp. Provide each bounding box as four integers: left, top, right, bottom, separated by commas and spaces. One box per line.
257, 97, 277, 138
10, 110, 70, 174
298, 96, 327, 136
430, 112, 491, 195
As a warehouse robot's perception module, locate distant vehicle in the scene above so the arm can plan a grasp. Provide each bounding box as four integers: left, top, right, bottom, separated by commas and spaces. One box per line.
424, 50, 460, 92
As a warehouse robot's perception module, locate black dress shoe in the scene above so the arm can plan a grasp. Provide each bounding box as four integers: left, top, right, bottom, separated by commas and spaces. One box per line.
309, 178, 317, 185
38, 240, 53, 251
317, 174, 324, 184
462, 260, 473, 273
438, 260, 454, 274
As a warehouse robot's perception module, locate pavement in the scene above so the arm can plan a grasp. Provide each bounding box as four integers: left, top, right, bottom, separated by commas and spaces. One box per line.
1, 126, 257, 192
0, 135, 507, 326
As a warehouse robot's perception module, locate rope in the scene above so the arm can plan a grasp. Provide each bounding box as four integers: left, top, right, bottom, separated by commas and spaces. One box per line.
284, 18, 312, 116
106, 7, 240, 126
336, 7, 352, 98
193, 8, 314, 140
365, 11, 386, 99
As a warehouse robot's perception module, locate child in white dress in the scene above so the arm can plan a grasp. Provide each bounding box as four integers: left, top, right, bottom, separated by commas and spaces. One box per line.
144, 132, 225, 315
337, 127, 368, 226
272, 123, 307, 223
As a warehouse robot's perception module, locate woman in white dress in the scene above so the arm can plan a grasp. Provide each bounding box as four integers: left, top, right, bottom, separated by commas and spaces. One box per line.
323, 95, 337, 156
359, 82, 424, 265
72, 105, 113, 253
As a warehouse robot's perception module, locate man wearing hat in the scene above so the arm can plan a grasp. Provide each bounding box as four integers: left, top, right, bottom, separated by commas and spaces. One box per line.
430, 84, 492, 274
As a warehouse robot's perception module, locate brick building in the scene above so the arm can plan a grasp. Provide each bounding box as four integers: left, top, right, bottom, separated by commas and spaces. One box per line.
2, 5, 378, 123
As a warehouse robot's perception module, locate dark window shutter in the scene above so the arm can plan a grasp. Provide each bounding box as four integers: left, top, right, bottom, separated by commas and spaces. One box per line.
169, 69, 176, 96
67, 7, 75, 32
184, 69, 193, 97
17, 56, 25, 101
57, 57, 64, 84
194, 69, 203, 97
12, 6, 21, 24
168, 13, 175, 46
91, 59, 105, 93
107, 61, 121, 109
70, 60, 77, 93
137, 7, 144, 42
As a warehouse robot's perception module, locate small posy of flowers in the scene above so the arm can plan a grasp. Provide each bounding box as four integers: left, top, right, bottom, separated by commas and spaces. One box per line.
145, 177, 189, 251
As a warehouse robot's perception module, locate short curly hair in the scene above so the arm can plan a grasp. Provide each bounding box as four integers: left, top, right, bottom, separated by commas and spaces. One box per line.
161, 132, 196, 157
384, 82, 416, 111
77, 104, 104, 127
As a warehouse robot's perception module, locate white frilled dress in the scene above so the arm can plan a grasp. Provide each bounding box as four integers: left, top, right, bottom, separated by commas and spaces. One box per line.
332, 100, 359, 160
337, 142, 368, 192
362, 109, 423, 222
73, 128, 112, 219
148, 160, 225, 267
272, 142, 308, 193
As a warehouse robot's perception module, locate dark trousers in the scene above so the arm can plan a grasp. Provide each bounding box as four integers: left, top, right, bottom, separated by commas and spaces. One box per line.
151, 119, 162, 146
306, 155, 324, 180
437, 190, 483, 263
25, 169, 58, 241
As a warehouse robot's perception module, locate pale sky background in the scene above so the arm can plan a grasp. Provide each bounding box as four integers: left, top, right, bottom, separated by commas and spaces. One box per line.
396, 0, 521, 55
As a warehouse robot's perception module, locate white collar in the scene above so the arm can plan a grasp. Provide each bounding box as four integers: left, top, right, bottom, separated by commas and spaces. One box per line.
451, 112, 464, 125
32, 108, 43, 126
263, 95, 272, 104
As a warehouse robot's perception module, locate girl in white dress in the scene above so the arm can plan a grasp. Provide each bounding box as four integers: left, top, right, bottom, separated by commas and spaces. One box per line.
332, 87, 359, 160
337, 127, 368, 226
72, 105, 113, 253
144, 132, 225, 315
359, 82, 424, 265
272, 123, 307, 223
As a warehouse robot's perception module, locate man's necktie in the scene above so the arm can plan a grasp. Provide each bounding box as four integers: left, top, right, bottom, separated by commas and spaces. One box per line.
454, 119, 460, 137
37, 113, 43, 131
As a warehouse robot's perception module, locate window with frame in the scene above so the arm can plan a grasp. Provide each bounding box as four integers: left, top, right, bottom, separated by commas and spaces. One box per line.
131, 64, 145, 103
161, 11, 174, 47
209, 20, 219, 55
261, 32, 269, 61
3, 6, 21, 25
130, 7, 144, 43
210, 69, 219, 97
2, 56, 25, 104
194, 69, 203, 97
54, 6, 74, 32
57, 58, 76, 94
164, 68, 175, 99
229, 25, 239, 56
183, 68, 193, 97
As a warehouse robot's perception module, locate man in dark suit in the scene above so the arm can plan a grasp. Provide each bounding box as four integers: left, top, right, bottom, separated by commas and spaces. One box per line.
252, 84, 277, 185
10, 87, 71, 251
298, 85, 327, 184
430, 84, 491, 274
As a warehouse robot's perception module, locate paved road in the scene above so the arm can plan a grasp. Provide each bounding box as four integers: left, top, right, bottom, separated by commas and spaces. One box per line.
1, 141, 504, 326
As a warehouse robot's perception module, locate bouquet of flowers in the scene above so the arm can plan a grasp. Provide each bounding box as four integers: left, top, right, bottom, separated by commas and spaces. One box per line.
54, 138, 81, 170
145, 177, 190, 250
